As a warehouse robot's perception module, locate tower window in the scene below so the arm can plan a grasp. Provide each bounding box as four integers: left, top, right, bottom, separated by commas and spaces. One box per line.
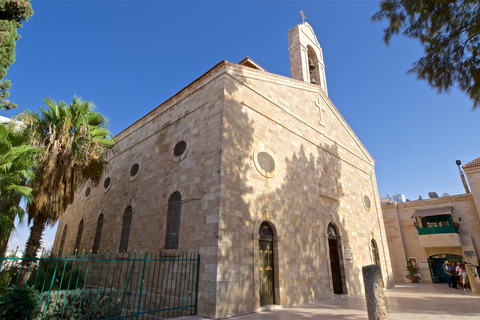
307, 45, 320, 85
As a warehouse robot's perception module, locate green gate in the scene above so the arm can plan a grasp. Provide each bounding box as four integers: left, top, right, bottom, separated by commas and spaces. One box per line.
0, 250, 200, 319
427, 254, 462, 283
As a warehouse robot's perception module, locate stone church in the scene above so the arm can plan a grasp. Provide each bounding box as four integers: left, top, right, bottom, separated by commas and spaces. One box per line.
53, 22, 394, 318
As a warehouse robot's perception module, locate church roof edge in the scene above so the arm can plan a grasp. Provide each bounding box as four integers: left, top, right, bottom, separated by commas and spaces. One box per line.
237, 57, 266, 72
115, 59, 231, 138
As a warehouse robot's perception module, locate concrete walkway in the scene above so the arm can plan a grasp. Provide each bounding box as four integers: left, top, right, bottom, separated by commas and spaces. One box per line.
190, 283, 480, 319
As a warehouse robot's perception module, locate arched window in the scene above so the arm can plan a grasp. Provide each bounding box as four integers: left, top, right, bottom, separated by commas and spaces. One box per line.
259, 221, 274, 241
165, 192, 182, 249
258, 221, 276, 306
307, 45, 320, 85
92, 214, 104, 254
119, 206, 133, 252
371, 239, 381, 266
327, 223, 338, 239
59, 225, 68, 254
74, 220, 84, 253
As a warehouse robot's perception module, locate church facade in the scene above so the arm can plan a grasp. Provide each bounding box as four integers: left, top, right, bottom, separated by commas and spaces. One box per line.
53, 23, 393, 318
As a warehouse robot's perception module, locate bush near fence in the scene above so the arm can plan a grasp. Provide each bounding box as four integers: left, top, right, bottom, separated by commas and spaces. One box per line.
35, 288, 121, 320
0, 251, 200, 320
0, 257, 85, 291
0, 285, 39, 320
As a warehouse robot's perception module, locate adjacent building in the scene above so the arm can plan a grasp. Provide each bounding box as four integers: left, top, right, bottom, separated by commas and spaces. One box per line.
380, 193, 406, 205
382, 158, 480, 283
53, 22, 393, 318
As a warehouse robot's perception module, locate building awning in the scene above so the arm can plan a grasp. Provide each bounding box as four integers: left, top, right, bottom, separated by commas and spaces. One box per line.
411, 206, 453, 218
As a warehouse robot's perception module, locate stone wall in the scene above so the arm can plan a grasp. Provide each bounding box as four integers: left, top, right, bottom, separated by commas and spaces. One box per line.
464, 165, 480, 222
214, 63, 393, 317
53, 62, 228, 317
53, 60, 394, 319
382, 194, 480, 283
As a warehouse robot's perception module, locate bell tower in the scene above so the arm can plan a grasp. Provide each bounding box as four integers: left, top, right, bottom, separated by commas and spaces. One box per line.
288, 22, 328, 96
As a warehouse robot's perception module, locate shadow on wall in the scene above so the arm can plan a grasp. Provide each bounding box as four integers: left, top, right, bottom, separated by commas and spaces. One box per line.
255, 142, 355, 306
215, 68, 256, 317
214, 64, 362, 317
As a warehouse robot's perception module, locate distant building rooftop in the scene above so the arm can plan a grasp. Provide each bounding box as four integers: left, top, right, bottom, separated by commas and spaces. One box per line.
380, 194, 405, 204
463, 157, 480, 169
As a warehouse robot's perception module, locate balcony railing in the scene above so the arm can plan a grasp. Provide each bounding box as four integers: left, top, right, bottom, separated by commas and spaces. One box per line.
417, 225, 458, 235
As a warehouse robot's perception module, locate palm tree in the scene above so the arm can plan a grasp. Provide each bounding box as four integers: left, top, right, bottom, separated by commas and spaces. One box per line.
0, 120, 43, 257
17, 97, 114, 282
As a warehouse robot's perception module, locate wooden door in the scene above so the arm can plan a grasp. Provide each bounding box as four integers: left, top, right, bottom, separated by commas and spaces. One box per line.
329, 238, 343, 294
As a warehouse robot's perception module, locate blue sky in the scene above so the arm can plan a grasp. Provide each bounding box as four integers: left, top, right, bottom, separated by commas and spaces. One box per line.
5, 0, 480, 251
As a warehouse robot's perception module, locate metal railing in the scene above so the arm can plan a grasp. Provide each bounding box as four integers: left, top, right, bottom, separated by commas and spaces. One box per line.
0, 250, 200, 320
417, 225, 459, 235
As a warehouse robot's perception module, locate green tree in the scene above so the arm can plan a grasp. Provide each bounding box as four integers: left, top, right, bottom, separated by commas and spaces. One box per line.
0, 0, 34, 110
17, 97, 115, 283
0, 120, 42, 257
372, 0, 480, 110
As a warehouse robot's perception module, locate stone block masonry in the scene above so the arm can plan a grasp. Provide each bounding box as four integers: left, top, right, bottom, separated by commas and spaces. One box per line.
54, 23, 393, 319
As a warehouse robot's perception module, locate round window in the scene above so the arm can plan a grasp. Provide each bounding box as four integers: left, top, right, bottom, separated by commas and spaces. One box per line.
174, 141, 187, 157
104, 177, 111, 189
130, 163, 139, 177
257, 152, 275, 173
85, 187, 91, 198
363, 195, 372, 211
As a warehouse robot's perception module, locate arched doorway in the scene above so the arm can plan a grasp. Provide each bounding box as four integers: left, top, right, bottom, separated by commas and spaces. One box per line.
370, 239, 381, 267
328, 223, 344, 294
259, 221, 275, 306
370, 239, 384, 287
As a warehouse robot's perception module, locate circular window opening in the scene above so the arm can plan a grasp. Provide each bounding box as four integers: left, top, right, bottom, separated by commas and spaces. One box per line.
104, 177, 111, 189
257, 152, 275, 173
130, 163, 139, 177
85, 187, 91, 198
363, 195, 372, 211
174, 141, 187, 157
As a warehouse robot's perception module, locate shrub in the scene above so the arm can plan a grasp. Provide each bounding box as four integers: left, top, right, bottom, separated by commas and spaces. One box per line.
35, 288, 121, 320
0, 285, 39, 320
29, 258, 85, 291
406, 260, 420, 280
0, 252, 85, 290
0, 264, 20, 287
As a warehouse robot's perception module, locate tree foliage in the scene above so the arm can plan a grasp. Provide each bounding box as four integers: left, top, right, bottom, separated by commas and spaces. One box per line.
0, 121, 42, 244
372, 0, 480, 110
20, 98, 115, 223
17, 97, 114, 278
0, 0, 33, 110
